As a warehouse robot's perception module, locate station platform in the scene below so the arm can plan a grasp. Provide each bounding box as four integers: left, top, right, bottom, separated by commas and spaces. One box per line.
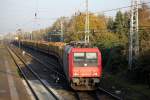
0, 44, 32, 100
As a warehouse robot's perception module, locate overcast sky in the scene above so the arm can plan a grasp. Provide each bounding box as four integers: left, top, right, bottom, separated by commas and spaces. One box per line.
0, 0, 149, 34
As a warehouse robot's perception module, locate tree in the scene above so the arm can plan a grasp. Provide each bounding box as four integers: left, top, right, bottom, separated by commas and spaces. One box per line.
64, 13, 108, 42
137, 3, 150, 60
114, 11, 124, 35
123, 12, 130, 36
107, 17, 114, 32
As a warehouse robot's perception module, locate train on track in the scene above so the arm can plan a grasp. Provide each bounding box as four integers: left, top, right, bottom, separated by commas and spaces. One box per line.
13, 40, 102, 90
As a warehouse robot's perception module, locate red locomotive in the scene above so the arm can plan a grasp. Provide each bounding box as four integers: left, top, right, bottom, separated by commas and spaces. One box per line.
15, 40, 102, 90
63, 45, 102, 90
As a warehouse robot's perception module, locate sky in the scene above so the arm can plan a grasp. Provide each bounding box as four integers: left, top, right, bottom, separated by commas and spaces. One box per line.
0, 0, 149, 34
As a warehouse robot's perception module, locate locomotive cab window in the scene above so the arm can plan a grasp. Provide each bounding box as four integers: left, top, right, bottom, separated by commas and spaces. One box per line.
74, 52, 98, 67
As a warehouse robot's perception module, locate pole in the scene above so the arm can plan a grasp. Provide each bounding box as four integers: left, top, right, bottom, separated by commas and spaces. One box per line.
85, 0, 90, 44
61, 19, 64, 42
17, 29, 22, 49
129, 0, 139, 70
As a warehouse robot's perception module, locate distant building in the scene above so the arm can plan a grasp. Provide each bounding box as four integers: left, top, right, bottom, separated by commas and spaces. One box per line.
0, 34, 3, 44
46, 31, 62, 42
0, 34, 3, 40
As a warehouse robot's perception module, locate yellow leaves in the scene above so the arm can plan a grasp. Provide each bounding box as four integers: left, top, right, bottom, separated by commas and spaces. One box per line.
64, 13, 108, 42
90, 14, 107, 30
67, 13, 107, 32
139, 4, 150, 28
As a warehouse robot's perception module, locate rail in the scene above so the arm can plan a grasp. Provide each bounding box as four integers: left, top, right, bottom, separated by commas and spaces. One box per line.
7, 46, 59, 100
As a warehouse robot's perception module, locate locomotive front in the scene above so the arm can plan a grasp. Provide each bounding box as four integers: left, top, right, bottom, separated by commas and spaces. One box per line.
69, 48, 102, 90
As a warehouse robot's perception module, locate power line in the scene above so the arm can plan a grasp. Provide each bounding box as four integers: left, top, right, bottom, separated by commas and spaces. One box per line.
14, 1, 150, 34
94, 1, 150, 13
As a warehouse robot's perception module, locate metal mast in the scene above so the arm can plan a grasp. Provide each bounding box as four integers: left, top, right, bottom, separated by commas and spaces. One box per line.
17, 29, 22, 49
85, 0, 90, 44
129, 0, 139, 70
61, 19, 64, 42
33, 0, 38, 40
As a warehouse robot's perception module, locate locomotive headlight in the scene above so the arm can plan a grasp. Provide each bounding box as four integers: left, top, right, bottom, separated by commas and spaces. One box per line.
15, 37, 19, 40
74, 73, 79, 76
72, 78, 79, 84
84, 63, 87, 67
93, 72, 98, 76
93, 78, 100, 83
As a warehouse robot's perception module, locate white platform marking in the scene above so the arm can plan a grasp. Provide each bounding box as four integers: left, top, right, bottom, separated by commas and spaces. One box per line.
22, 79, 35, 100
5, 60, 19, 100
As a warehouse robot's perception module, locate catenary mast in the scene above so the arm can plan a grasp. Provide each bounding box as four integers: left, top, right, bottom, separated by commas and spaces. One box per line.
129, 0, 139, 70
85, 0, 90, 44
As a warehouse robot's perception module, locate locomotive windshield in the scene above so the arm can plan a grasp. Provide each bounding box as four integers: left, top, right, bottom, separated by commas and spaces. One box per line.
74, 52, 98, 67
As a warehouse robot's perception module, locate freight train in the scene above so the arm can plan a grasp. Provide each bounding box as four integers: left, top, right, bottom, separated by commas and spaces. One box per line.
14, 40, 102, 90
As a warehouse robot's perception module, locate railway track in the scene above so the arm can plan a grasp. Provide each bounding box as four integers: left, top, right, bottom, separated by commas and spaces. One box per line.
74, 89, 122, 100
9, 45, 79, 100
7, 47, 59, 100
14, 45, 65, 78
21, 46, 62, 72
25, 51, 66, 80
75, 91, 99, 100
98, 87, 122, 100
